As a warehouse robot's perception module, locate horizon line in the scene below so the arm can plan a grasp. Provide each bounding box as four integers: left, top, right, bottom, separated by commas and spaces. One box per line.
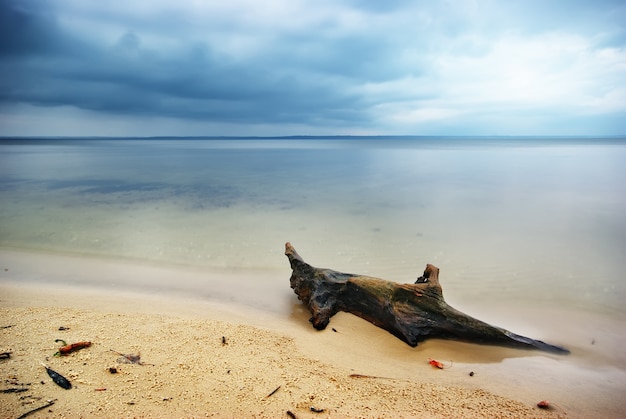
1, 134, 625, 140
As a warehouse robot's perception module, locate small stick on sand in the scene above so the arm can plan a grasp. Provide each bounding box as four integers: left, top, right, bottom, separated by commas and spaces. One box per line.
349, 373, 393, 380
266, 385, 281, 398
16, 399, 56, 419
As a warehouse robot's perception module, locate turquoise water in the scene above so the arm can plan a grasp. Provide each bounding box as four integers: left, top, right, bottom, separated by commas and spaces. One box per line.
1, 137, 625, 317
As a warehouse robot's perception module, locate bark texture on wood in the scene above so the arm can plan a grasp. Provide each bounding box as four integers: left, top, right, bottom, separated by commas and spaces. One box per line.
286, 242, 569, 354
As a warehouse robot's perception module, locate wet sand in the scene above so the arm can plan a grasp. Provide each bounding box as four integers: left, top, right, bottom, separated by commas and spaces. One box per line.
1, 249, 625, 418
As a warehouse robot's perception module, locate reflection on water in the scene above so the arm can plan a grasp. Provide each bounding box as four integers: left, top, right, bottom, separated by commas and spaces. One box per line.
1, 137, 625, 317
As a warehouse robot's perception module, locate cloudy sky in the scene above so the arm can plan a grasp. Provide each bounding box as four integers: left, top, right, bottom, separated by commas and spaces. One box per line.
1, 0, 625, 137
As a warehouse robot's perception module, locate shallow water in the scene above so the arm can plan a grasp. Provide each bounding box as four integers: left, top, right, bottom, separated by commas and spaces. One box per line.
1, 137, 625, 314
0, 138, 624, 329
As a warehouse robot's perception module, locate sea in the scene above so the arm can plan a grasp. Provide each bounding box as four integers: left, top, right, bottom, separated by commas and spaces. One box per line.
1, 136, 625, 346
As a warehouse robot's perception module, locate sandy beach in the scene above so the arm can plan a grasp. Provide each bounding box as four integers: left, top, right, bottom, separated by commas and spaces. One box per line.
1, 250, 624, 418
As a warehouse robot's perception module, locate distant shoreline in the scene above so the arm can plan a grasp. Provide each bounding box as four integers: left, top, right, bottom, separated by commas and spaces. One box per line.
1, 134, 625, 141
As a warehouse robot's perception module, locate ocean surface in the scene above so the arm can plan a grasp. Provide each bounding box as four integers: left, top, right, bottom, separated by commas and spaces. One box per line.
1, 136, 625, 318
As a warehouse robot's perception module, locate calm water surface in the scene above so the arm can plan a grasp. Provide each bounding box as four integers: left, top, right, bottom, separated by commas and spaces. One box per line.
1, 137, 625, 318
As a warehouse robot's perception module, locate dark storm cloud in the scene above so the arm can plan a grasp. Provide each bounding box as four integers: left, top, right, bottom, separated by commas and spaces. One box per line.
0, 0, 624, 135
0, 0, 369, 127
0, 1, 67, 56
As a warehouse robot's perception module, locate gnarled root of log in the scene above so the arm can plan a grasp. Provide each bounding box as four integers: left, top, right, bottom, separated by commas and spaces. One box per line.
286, 242, 569, 354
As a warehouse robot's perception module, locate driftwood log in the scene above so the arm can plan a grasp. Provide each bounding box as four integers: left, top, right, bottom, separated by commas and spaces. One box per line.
286, 243, 569, 354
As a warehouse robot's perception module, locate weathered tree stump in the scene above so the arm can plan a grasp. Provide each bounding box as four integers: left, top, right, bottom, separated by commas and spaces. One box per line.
286, 242, 569, 354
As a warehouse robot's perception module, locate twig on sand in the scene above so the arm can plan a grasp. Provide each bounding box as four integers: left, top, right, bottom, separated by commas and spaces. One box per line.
16, 399, 56, 419
349, 373, 393, 379
1, 388, 28, 393
266, 385, 281, 398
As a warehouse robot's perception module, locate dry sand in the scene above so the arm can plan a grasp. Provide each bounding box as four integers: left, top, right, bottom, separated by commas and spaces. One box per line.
1, 285, 564, 419
1, 250, 623, 418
